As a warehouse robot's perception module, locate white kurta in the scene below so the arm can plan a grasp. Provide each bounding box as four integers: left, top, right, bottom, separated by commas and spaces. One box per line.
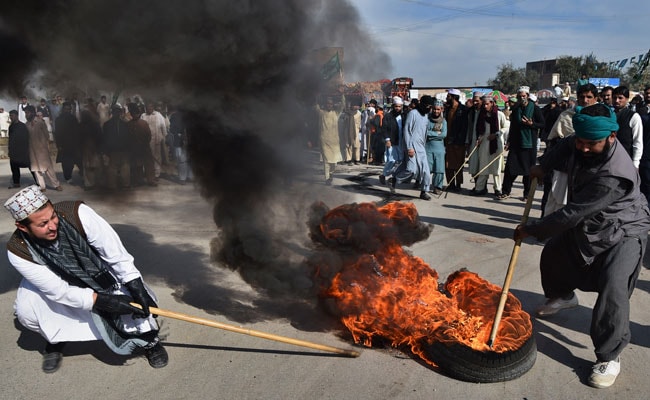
317, 108, 342, 164
10, 204, 158, 344
141, 111, 168, 177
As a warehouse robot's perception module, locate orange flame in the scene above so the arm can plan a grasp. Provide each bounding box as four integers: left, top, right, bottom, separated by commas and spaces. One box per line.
311, 201, 532, 363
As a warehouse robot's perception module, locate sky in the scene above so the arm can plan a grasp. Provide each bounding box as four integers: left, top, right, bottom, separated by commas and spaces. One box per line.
348, 0, 650, 88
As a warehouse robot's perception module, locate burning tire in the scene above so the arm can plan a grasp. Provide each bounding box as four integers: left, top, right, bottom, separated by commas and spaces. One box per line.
421, 335, 537, 383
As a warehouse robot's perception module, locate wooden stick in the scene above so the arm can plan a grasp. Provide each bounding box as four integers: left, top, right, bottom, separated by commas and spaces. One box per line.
439, 145, 478, 199
486, 177, 537, 348
133, 304, 360, 357
470, 150, 505, 180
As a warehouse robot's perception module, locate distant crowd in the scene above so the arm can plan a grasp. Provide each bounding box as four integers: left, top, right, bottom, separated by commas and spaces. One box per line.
313, 82, 650, 205
0, 94, 192, 191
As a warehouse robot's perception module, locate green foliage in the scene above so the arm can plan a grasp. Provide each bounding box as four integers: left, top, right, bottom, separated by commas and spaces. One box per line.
487, 63, 540, 93
557, 54, 620, 83
488, 53, 650, 92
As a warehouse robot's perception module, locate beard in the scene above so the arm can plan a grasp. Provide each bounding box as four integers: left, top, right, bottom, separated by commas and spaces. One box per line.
574, 140, 612, 169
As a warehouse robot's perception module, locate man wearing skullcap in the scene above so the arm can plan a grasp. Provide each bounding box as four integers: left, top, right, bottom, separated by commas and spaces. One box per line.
468, 96, 504, 196
390, 95, 434, 200
497, 86, 544, 200
4, 185, 168, 373
425, 99, 447, 194
514, 103, 650, 389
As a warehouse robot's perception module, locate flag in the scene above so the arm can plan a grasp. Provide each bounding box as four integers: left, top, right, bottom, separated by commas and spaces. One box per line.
633, 49, 650, 81
321, 52, 341, 81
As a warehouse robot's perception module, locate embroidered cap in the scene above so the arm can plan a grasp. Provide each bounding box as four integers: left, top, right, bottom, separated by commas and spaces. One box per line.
517, 86, 530, 94
4, 185, 50, 221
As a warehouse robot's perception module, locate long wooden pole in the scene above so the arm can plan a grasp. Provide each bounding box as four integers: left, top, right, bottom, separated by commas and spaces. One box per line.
470, 150, 505, 180
133, 304, 360, 357
486, 177, 537, 348
439, 145, 478, 199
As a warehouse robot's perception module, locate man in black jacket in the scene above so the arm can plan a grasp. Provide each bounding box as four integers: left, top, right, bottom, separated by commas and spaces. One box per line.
515, 104, 650, 388
379, 97, 406, 184
444, 89, 469, 191
102, 104, 131, 189
7, 110, 36, 188
498, 86, 545, 200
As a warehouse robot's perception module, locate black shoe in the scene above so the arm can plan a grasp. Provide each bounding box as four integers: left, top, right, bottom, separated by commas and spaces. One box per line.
494, 190, 502, 197
388, 177, 396, 194
8, 183, 20, 189
325, 178, 333, 186
42, 342, 65, 373
145, 343, 168, 368
420, 191, 431, 200
379, 175, 386, 185
469, 188, 487, 196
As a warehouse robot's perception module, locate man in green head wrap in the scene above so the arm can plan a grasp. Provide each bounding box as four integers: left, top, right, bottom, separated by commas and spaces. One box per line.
513, 103, 650, 389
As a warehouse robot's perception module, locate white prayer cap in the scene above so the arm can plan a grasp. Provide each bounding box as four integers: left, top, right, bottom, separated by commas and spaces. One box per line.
448, 88, 461, 96
529, 94, 537, 102
392, 96, 404, 105
472, 91, 483, 98
517, 86, 530, 94
4, 185, 50, 221
562, 96, 569, 101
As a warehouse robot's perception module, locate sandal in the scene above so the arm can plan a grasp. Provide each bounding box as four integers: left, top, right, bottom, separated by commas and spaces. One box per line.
496, 193, 510, 200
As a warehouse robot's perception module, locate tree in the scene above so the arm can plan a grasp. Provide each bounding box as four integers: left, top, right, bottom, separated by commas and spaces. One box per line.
623, 62, 650, 91
554, 54, 622, 84
487, 63, 527, 94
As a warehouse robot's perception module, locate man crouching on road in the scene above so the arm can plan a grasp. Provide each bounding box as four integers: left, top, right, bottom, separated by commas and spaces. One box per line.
514, 103, 650, 389
5, 185, 168, 373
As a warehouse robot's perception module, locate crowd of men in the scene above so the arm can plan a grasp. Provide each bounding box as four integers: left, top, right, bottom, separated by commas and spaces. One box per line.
314, 83, 650, 204
3, 94, 193, 192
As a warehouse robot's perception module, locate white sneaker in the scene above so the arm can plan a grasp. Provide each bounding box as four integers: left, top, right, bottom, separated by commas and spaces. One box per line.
535, 292, 579, 317
588, 358, 620, 388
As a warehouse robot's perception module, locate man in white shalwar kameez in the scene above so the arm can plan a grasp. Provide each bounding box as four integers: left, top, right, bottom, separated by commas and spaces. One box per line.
141, 103, 168, 180
468, 96, 505, 196
5, 185, 168, 373
315, 97, 343, 184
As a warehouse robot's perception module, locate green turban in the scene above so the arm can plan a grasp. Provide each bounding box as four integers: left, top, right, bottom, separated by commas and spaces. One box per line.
572, 106, 619, 140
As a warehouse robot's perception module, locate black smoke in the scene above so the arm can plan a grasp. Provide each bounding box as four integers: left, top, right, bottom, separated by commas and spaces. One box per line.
0, 1, 391, 304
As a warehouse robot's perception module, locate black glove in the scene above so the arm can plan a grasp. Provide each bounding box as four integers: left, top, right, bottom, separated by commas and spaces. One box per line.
93, 293, 145, 317
124, 278, 157, 317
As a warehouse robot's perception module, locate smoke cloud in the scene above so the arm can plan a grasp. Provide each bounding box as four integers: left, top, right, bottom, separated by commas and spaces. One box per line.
0, 1, 392, 308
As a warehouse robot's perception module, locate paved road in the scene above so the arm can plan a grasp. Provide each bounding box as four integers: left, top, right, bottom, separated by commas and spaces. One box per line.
0, 159, 648, 400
